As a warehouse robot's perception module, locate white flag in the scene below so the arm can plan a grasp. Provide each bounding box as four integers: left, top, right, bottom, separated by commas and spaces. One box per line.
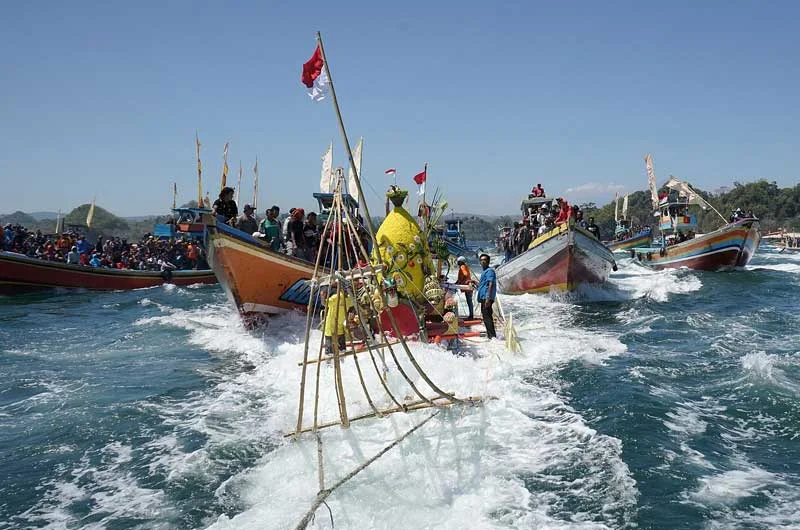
645, 153, 659, 211
86, 197, 96, 228
622, 194, 629, 220
320, 142, 333, 193
348, 137, 363, 201
613, 192, 619, 222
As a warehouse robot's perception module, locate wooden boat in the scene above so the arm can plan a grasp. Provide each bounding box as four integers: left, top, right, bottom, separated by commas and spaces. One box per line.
0, 251, 216, 295
429, 217, 474, 258
496, 197, 616, 294
631, 218, 760, 270
630, 176, 761, 270
607, 226, 653, 253
762, 231, 800, 253
203, 213, 317, 321
605, 192, 653, 252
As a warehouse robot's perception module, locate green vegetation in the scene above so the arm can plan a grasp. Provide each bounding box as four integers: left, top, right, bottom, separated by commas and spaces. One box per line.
1, 204, 169, 241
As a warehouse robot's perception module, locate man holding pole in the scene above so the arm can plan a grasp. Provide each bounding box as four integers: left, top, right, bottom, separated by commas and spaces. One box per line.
476, 253, 496, 339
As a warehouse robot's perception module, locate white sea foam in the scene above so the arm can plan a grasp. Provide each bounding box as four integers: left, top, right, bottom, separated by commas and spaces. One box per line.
607, 261, 702, 302
129, 290, 636, 528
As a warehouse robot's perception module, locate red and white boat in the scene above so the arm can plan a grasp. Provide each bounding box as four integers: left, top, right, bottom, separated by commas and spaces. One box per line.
496, 222, 616, 294
0, 251, 216, 295
496, 197, 616, 294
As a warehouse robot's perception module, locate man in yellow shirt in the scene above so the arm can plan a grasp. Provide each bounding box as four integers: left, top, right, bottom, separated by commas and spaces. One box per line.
323, 286, 353, 354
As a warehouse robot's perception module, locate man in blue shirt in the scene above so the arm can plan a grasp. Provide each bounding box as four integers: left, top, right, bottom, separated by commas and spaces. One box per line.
476, 253, 497, 339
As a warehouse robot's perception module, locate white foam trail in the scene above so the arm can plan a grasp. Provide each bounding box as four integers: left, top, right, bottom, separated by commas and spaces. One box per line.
607, 260, 702, 302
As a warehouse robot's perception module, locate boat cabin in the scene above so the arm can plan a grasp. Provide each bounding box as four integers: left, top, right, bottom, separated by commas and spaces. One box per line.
313, 192, 359, 226
520, 197, 553, 215
153, 207, 209, 240
658, 200, 697, 234
443, 218, 467, 247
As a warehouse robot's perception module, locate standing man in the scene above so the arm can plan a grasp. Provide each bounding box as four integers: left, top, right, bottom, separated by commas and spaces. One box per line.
476, 253, 496, 339
302, 212, 320, 262
235, 204, 259, 235
455, 256, 474, 320
259, 206, 282, 251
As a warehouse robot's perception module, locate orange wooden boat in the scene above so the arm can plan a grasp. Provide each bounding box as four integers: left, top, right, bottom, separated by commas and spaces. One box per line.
203, 214, 317, 322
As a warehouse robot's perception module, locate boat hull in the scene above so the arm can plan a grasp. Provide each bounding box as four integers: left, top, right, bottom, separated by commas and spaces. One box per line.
631, 219, 761, 270
0, 251, 216, 295
606, 229, 652, 253
496, 224, 616, 294
204, 215, 317, 320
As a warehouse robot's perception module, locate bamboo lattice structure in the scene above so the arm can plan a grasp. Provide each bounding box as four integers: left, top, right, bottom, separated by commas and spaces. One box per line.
290, 178, 483, 438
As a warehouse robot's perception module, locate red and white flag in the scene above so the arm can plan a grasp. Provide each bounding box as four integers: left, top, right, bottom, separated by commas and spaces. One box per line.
413, 165, 427, 196
384, 168, 396, 176
301, 45, 329, 101
412, 167, 426, 185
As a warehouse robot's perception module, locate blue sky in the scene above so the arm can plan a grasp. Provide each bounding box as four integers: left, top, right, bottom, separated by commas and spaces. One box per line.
1, 0, 798, 217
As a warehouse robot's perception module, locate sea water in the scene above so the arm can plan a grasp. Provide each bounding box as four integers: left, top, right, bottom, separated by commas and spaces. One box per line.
1, 247, 799, 529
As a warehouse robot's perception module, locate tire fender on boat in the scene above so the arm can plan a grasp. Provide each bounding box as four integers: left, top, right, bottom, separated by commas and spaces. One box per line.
659, 247, 666, 257
646, 252, 653, 261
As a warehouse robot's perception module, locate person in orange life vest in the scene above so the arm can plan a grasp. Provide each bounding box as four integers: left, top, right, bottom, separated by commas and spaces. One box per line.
456, 256, 475, 320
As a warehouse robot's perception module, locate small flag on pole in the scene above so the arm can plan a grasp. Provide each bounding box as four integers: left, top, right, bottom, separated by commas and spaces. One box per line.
301, 44, 330, 101
384, 168, 396, 176
413, 164, 427, 196
348, 137, 363, 201
221, 142, 230, 189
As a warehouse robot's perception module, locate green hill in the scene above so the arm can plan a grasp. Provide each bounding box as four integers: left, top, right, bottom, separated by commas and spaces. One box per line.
0, 210, 38, 227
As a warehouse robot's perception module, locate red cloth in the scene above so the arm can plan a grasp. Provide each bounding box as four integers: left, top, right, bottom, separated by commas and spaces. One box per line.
301, 45, 324, 88
413, 168, 427, 185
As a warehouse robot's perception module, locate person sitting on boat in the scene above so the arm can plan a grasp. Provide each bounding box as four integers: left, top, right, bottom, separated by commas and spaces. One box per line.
76, 235, 91, 256
258, 206, 282, 251
476, 253, 497, 340
212, 186, 238, 224
530, 183, 545, 198
88, 253, 102, 268
235, 204, 259, 235
456, 256, 475, 320
586, 217, 601, 239
65, 245, 80, 264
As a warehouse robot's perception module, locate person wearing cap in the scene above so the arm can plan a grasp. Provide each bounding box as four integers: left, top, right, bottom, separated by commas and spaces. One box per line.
259, 206, 282, 251
212, 186, 238, 224
235, 204, 259, 235
476, 253, 497, 339
456, 256, 475, 320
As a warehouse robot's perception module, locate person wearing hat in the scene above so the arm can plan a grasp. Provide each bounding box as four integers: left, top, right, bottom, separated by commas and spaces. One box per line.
212, 186, 238, 224
476, 253, 497, 339
235, 204, 259, 235
455, 256, 475, 320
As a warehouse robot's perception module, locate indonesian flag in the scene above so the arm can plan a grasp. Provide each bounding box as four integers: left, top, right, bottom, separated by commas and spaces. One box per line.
301, 45, 329, 101
384, 168, 396, 176
413, 165, 427, 196
412, 168, 427, 185
658, 192, 669, 205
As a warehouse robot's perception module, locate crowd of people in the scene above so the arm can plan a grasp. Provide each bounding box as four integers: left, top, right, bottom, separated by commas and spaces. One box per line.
498, 197, 601, 262
2, 223, 207, 271
212, 186, 369, 264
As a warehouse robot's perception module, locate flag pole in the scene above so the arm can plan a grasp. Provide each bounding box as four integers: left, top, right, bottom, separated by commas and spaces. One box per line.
253, 156, 259, 210
196, 132, 204, 208
173, 182, 177, 209
422, 162, 428, 232
316, 32, 378, 241
236, 161, 243, 204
